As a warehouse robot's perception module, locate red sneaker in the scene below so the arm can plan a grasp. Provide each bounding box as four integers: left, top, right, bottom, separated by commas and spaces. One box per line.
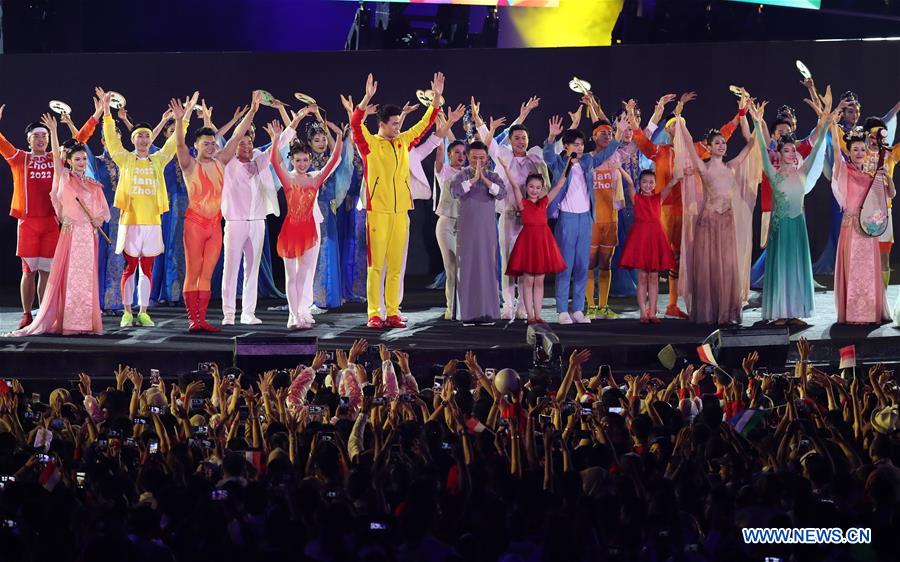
665, 305, 689, 319
367, 316, 385, 329
650, 316, 661, 324
17, 311, 32, 330
385, 315, 407, 329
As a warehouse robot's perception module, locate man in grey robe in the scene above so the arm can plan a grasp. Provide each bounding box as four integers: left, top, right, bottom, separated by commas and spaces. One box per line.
450, 141, 506, 323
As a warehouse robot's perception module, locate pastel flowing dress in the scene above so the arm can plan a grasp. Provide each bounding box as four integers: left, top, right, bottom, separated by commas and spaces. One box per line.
755, 126, 826, 320
14, 169, 110, 336
832, 154, 891, 324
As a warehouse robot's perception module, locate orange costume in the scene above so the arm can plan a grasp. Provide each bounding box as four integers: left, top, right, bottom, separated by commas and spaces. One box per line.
182, 159, 224, 331
0, 117, 98, 272
632, 113, 738, 313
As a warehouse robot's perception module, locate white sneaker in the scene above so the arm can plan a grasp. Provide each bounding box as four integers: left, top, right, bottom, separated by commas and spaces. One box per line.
572, 310, 591, 324
222, 314, 235, 326
309, 305, 326, 316
558, 312, 573, 325
500, 305, 514, 320
240, 315, 262, 325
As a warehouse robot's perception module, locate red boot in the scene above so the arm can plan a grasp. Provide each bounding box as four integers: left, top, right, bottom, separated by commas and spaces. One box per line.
184, 291, 203, 333
197, 291, 220, 333
18, 311, 33, 330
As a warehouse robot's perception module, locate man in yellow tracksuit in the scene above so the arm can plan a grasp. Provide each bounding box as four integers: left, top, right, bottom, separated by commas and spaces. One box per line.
350, 72, 443, 328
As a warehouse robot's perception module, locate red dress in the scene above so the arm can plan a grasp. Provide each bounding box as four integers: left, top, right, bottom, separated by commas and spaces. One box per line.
506, 197, 566, 276
619, 192, 675, 271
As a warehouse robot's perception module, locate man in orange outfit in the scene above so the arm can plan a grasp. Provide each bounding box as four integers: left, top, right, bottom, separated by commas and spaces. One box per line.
169, 91, 259, 332
630, 92, 744, 318
0, 97, 102, 328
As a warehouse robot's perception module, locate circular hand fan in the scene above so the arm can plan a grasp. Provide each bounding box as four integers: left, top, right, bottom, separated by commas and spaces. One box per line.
256, 90, 278, 107
796, 60, 813, 80
294, 92, 317, 105
108, 92, 127, 109
569, 77, 591, 94
49, 100, 72, 115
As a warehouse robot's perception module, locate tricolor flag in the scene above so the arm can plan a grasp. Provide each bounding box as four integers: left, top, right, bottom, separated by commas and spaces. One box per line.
729, 409, 766, 437
465, 416, 486, 435
696, 344, 718, 367
839, 345, 856, 370
39, 461, 61, 492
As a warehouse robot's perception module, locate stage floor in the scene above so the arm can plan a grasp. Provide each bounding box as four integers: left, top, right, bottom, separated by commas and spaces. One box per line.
2, 284, 900, 382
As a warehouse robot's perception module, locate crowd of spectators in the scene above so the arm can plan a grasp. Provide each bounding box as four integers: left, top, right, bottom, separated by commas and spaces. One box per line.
0, 337, 899, 561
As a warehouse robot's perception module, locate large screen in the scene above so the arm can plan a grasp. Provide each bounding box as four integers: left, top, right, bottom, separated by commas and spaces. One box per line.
339, 0, 560, 6
726, 0, 820, 9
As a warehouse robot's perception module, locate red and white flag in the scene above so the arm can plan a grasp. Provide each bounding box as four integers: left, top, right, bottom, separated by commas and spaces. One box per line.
39, 461, 61, 492
839, 345, 856, 370
696, 344, 718, 367
465, 416, 486, 435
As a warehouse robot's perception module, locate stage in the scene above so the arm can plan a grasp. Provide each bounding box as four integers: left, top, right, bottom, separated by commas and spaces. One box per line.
3, 281, 900, 386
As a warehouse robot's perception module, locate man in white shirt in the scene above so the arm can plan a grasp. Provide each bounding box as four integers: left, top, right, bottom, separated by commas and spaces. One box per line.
220, 116, 298, 325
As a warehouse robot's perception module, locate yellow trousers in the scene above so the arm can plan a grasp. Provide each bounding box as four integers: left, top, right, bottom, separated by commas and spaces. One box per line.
367, 211, 409, 318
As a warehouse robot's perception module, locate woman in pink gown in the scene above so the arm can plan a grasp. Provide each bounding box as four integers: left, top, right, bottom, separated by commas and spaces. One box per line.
12, 114, 110, 336
831, 124, 892, 324
673, 111, 757, 325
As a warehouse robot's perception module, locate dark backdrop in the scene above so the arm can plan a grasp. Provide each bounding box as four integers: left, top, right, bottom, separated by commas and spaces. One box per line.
0, 41, 898, 287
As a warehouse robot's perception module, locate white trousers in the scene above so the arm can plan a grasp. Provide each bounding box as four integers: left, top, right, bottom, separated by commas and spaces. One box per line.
300, 221, 321, 314
284, 236, 321, 327
222, 220, 266, 321
435, 216, 458, 314
499, 212, 524, 311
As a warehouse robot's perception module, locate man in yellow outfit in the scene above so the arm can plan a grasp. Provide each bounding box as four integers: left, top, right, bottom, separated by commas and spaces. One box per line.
350, 72, 444, 329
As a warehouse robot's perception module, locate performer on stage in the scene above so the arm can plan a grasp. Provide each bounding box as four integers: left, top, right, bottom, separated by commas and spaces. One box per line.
103, 91, 187, 328
451, 142, 506, 324
608, 106, 644, 299
305, 107, 347, 312
815, 91, 900, 275
13, 114, 109, 336
543, 117, 621, 325
619, 169, 676, 323
630, 93, 742, 319
472, 96, 547, 321
673, 107, 756, 325
0, 97, 101, 328
584, 119, 626, 319
830, 123, 893, 325
750, 97, 832, 326
500, 161, 568, 325
169, 92, 258, 332
434, 116, 468, 320
350, 72, 442, 329
268, 121, 343, 329
220, 108, 306, 325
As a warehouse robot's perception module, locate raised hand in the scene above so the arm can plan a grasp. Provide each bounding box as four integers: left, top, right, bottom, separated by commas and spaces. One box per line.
469, 96, 481, 120
442, 358, 459, 376
364, 104, 379, 117
310, 350, 328, 372
679, 91, 698, 105
184, 91, 200, 116
519, 96, 540, 120
742, 351, 760, 375
568, 105, 583, 129
401, 102, 420, 116
568, 349, 591, 369
488, 116, 507, 134
464, 350, 481, 374
431, 71, 445, 104
656, 93, 677, 108
393, 350, 411, 374
263, 119, 283, 140
40, 113, 57, 131
340, 94, 354, 117
168, 98, 185, 121
548, 115, 564, 138
78, 373, 92, 397
378, 344, 391, 363
0, 104, 5, 122
796, 337, 813, 361
348, 338, 368, 364
233, 105, 248, 121
365, 73, 378, 100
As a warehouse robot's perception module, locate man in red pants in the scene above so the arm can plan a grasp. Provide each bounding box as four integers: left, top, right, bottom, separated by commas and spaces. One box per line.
0, 99, 101, 328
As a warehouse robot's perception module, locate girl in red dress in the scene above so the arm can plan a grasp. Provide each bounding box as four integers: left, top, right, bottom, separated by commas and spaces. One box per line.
619, 169, 676, 324
267, 120, 343, 330
500, 157, 571, 325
